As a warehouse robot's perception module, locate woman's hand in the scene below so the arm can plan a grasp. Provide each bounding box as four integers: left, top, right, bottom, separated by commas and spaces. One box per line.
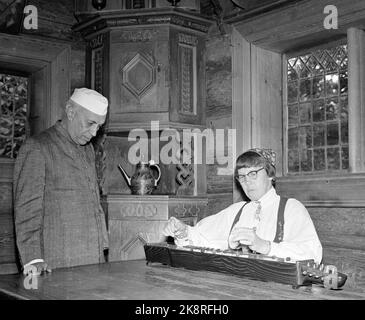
228, 227, 271, 254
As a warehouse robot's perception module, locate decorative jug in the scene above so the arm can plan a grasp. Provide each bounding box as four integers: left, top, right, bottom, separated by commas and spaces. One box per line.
118, 160, 161, 195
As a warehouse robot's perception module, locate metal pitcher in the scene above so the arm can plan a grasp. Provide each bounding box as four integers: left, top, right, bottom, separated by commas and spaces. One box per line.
118, 160, 161, 195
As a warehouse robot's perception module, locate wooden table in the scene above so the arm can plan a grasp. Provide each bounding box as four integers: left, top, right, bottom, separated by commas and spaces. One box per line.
0, 260, 364, 300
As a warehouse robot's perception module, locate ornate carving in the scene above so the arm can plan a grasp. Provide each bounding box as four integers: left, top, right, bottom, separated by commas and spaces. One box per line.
120, 30, 156, 42
180, 45, 194, 114
88, 34, 104, 49
92, 47, 103, 93
120, 232, 150, 259
176, 136, 195, 195
178, 33, 198, 46
122, 52, 156, 99
172, 203, 201, 218
93, 131, 107, 195
120, 203, 158, 218
76, 14, 211, 37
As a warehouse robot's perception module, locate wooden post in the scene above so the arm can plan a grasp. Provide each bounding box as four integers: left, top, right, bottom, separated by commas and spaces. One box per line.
347, 28, 365, 172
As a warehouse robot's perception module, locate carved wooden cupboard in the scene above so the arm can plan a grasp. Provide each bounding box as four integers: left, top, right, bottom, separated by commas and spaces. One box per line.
74, 7, 211, 260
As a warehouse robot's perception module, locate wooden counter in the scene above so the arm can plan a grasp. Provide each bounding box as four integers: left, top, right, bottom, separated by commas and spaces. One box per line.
0, 260, 364, 300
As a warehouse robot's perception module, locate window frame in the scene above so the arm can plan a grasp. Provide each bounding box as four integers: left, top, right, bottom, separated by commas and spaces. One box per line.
282, 38, 349, 177
277, 30, 365, 207
0, 70, 31, 159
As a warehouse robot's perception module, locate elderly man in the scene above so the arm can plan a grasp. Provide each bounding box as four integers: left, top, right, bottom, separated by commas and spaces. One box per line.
13, 88, 109, 275
163, 148, 323, 264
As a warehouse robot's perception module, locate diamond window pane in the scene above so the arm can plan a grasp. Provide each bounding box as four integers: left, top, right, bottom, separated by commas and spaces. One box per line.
288, 81, 298, 104
313, 124, 325, 147
288, 67, 298, 82
327, 147, 340, 170
288, 149, 299, 173
0, 73, 28, 159
325, 73, 339, 96
341, 147, 349, 170
286, 44, 348, 175
341, 121, 348, 144
300, 149, 312, 172
288, 104, 299, 127
340, 95, 348, 121
327, 123, 339, 146
299, 126, 312, 149
299, 79, 311, 101
312, 76, 324, 99
314, 149, 326, 171
288, 127, 299, 149
313, 99, 325, 122
340, 71, 348, 95
326, 97, 339, 121
299, 103, 312, 124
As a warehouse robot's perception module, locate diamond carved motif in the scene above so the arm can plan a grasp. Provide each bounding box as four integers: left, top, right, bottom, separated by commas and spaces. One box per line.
122, 53, 155, 99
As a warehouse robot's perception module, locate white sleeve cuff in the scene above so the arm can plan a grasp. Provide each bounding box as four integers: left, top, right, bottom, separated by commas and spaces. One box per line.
23, 259, 44, 268
268, 242, 279, 257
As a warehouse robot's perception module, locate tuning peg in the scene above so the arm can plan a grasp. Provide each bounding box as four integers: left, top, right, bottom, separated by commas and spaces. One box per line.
302, 270, 307, 275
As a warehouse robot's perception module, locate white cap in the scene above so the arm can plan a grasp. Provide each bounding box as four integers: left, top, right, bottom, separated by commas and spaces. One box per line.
70, 88, 108, 116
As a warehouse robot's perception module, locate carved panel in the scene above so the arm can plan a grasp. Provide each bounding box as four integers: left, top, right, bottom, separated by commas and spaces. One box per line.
89, 34, 104, 94
178, 34, 197, 115
107, 195, 207, 261
92, 132, 107, 196
176, 133, 195, 195
122, 52, 156, 100
120, 203, 158, 218
119, 29, 157, 43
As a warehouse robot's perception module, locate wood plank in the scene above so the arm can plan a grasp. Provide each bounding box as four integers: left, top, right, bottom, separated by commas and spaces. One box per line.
251, 44, 283, 176
276, 173, 365, 205
0, 183, 12, 216
308, 207, 365, 236
322, 247, 365, 290
230, 0, 365, 52
320, 234, 365, 251
0, 260, 364, 300
206, 193, 233, 218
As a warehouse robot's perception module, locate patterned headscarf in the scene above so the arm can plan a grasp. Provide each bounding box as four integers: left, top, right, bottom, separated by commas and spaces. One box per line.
247, 148, 276, 168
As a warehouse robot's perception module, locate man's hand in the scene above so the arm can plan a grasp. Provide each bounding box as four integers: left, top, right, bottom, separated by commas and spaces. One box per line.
23, 262, 51, 276
228, 227, 271, 254
162, 217, 188, 239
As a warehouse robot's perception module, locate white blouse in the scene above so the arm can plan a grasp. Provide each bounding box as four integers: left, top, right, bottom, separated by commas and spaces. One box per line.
177, 187, 323, 263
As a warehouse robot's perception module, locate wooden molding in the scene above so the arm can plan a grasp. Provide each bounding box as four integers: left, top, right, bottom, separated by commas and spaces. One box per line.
0, 33, 71, 131
228, 0, 365, 53
73, 8, 213, 38
276, 173, 365, 206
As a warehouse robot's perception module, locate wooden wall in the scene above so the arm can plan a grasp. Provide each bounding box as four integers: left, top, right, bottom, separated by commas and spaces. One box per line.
0, 159, 18, 274
0, 0, 86, 273
21, 0, 86, 93
230, 0, 365, 291
204, 25, 234, 218
308, 207, 365, 290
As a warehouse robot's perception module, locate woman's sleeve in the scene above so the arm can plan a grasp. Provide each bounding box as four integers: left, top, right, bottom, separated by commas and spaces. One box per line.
268, 199, 323, 264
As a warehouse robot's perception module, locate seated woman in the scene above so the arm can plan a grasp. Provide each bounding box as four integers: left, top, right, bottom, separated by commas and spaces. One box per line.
163, 148, 323, 264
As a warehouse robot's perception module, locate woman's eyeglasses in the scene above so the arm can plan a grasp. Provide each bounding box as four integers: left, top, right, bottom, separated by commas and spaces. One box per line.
235, 167, 265, 182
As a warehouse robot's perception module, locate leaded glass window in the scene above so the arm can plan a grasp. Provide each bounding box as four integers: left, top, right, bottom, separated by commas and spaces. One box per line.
286, 44, 348, 174
0, 73, 28, 159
